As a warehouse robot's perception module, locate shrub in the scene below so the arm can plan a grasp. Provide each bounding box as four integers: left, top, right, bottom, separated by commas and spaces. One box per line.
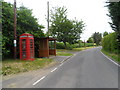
56, 42, 73, 50
102, 32, 118, 54
56, 42, 66, 49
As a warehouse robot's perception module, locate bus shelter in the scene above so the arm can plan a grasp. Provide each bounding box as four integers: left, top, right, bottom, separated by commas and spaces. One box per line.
38, 37, 56, 58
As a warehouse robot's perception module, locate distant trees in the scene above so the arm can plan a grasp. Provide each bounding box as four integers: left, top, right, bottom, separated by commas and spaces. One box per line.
92, 32, 102, 46
103, 31, 109, 37
2, 1, 44, 58
87, 37, 93, 43
50, 7, 85, 48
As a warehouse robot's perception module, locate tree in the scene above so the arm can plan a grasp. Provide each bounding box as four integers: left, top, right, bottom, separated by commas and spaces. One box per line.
107, 2, 120, 33
2, 2, 44, 59
87, 37, 93, 43
103, 31, 109, 37
50, 7, 85, 48
107, 2, 120, 52
71, 20, 85, 44
92, 32, 102, 46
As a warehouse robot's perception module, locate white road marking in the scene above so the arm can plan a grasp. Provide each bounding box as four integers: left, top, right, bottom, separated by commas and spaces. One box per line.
33, 76, 46, 85
51, 68, 57, 72
59, 63, 63, 66
100, 51, 120, 67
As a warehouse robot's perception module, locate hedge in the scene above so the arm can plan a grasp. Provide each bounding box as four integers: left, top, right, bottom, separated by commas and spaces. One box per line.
102, 32, 118, 54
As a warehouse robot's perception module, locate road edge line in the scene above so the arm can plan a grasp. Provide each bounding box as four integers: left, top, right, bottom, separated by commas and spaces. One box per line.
100, 50, 120, 67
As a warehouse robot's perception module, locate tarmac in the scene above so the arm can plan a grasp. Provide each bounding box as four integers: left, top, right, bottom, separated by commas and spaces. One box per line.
50, 51, 78, 63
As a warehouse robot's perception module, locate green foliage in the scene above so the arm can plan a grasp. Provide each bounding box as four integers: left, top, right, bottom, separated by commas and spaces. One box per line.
107, 2, 120, 50
2, 2, 45, 59
50, 6, 85, 48
103, 31, 109, 37
56, 42, 94, 50
56, 42, 72, 50
2, 2, 14, 58
0, 32, 2, 59
107, 2, 120, 32
87, 37, 93, 43
56, 42, 65, 49
92, 32, 102, 45
102, 32, 118, 54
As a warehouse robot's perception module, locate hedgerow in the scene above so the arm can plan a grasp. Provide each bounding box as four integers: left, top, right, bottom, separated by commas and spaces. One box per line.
102, 32, 118, 54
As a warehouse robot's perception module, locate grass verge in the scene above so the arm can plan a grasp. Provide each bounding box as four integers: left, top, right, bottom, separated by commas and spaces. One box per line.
101, 49, 120, 63
73, 46, 95, 51
2, 58, 54, 76
57, 52, 73, 56
57, 46, 95, 52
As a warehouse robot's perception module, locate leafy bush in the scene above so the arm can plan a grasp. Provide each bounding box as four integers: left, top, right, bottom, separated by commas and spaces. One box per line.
102, 32, 118, 54
56, 42, 66, 49
56, 42, 73, 50
71, 44, 79, 48
85, 43, 94, 47
2, 2, 45, 59
56, 42, 94, 50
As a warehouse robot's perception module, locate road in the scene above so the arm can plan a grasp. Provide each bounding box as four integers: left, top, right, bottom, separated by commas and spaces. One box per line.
30, 47, 118, 88
2, 47, 119, 88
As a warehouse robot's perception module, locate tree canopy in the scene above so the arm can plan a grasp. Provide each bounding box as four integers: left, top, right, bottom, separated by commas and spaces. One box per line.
87, 37, 93, 43
103, 31, 109, 37
2, 1, 44, 58
50, 7, 85, 48
107, 2, 120, 52
107, 2, 120, 45
92, 32, 102, 46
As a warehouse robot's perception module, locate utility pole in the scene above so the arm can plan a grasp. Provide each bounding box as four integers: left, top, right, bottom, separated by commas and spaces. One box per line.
84, 40, 86, 48
47, 1, 49, 36
14, 0, 17, 59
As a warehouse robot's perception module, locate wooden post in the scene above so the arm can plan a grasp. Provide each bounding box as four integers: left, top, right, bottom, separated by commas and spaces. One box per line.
14, 0, 17, 59
47, 1, 49, 36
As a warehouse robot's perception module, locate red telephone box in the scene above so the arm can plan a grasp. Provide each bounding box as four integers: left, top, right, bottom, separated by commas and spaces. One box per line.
19, 33, 34, 60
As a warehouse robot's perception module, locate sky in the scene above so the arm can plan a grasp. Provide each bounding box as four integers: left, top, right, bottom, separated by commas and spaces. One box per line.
4, 0, 113, 41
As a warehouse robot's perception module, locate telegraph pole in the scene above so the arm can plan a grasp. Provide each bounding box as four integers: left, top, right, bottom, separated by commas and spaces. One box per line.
84, 40, 86, 48
47, 1, 49, 36
14, 0, 17, 59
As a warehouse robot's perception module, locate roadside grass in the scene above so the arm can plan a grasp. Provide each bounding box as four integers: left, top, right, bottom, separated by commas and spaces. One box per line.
2, 58, 54, 76
56, 46, 95, 56
57, 52, 73, 56
101, 49, 120, 63
57, 46, 95, 52
73, 46, 95, 51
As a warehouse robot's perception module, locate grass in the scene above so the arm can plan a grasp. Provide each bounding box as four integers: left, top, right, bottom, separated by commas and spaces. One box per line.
73, 46, 95, 51
2, 46, 95, 76
101, 49, 120, 63
57, 46, 95, 52
2, 58, 54, 76
56, 46, 95, 56
57, 52, 73, 56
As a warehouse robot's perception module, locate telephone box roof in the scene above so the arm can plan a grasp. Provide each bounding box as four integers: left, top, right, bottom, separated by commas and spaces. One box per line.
20, 33, 33, 36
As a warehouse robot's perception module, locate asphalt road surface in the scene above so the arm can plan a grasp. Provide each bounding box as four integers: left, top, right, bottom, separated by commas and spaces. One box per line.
29, 47, 118, 88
